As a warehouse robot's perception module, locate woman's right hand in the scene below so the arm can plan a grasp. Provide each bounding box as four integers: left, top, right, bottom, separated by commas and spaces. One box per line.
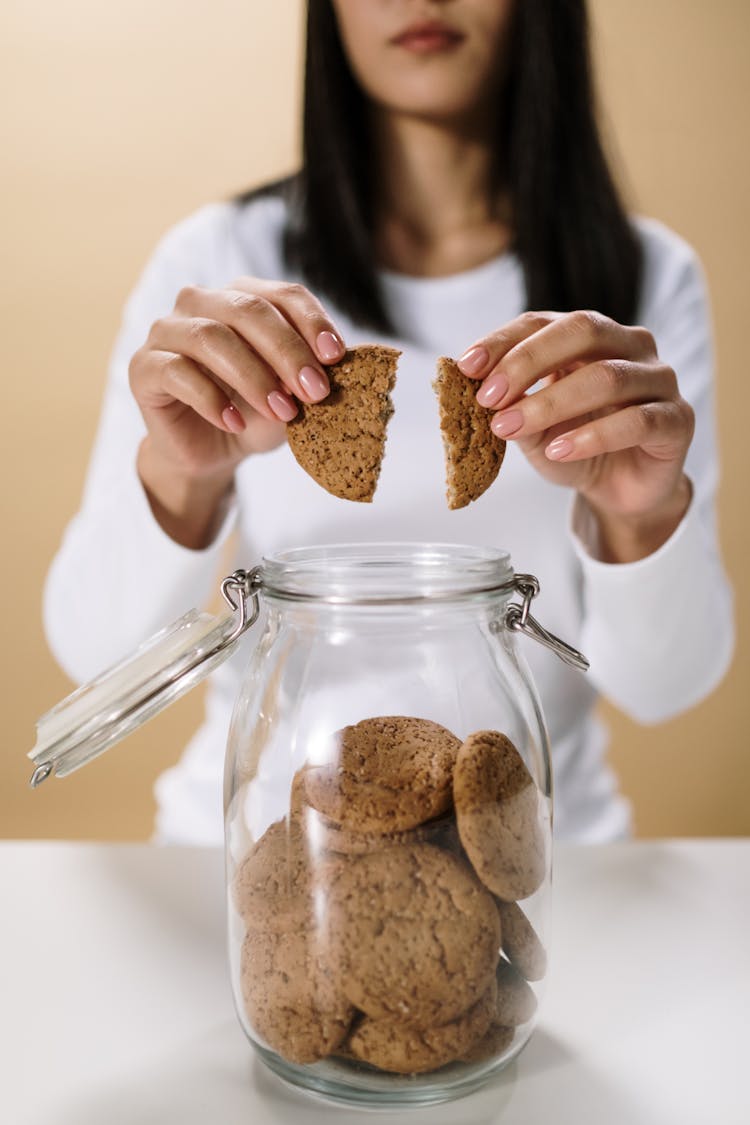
128, 279, 346, 547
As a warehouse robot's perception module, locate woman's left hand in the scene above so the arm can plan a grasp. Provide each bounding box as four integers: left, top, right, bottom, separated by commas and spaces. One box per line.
458, 310, 695, 562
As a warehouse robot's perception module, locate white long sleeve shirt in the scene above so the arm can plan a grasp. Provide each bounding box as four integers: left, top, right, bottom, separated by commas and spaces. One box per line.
43, 196, 734, 844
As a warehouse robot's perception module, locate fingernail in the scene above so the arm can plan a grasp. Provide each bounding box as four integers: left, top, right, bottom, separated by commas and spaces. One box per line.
222, 403, 246, 433
457, 346, 489, 376
476, 373, 509, 408
546, 436, 574, 460
316, 330, 344, 362
491, 410, 523, 438
299, 366, 330, 401
267, 390, 298, 422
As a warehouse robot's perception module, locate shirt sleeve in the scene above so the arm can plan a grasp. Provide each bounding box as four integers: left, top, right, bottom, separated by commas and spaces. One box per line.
569, 222, 735, 724
43, 204, 241, 684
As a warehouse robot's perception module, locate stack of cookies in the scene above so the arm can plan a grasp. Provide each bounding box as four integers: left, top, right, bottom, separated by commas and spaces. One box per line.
232, 716, 547, 1075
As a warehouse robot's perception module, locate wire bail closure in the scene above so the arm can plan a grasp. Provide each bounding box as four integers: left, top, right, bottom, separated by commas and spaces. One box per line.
504, 574, 589, 671
220, 568, 263, 644
226, 566, 588, 670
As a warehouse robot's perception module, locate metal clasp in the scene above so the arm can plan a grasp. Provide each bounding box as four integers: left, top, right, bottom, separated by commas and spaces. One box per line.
505, 573, 589, 672
220, 568, 263, 644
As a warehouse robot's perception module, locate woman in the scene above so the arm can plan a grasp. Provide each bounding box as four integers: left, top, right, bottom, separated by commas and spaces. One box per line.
44, 0, 733, 843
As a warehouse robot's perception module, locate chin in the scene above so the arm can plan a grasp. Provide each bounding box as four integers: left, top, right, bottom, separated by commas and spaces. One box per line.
378, 72, 491, 123
385, 96, 488, 127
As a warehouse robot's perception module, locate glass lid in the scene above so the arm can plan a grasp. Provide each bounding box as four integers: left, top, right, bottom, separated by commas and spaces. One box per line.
28, 571, 260, 786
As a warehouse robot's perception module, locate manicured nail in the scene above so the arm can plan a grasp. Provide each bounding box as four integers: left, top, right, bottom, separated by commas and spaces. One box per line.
267, 390, 298, 422
457, 346, 490, 376
316, 330, 344, 362
546, 436, 574, 460
222, 403, 246, 433
476, 373, 509, 408
299, 366, 330, 401
491, 410, 523, 437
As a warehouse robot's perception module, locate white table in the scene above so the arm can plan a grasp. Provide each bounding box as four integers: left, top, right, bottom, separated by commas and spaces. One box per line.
1, 840, 747, 1125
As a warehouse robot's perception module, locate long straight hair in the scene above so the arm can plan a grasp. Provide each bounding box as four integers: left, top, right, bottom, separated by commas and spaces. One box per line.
243, 0, 642, 334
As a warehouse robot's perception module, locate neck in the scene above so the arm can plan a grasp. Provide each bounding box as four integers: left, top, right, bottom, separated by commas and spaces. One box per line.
372, 112, 510, 277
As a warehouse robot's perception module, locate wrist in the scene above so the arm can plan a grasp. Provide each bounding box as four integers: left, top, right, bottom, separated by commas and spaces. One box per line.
137, 439, 235, 549
583, 475, 693, 564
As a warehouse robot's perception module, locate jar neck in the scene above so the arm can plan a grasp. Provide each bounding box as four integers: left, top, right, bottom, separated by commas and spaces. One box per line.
258, 543, 514, 608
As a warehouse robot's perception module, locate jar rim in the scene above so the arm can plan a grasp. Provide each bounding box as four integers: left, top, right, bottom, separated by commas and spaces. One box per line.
258, 542, 514, 605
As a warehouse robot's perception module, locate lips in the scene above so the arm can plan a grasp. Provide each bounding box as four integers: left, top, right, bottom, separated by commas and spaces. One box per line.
390, 21, 464, 53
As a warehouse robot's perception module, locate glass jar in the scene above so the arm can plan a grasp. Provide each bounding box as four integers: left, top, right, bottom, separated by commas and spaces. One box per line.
222, 543, 586, 1108
29, 541, 586, 1110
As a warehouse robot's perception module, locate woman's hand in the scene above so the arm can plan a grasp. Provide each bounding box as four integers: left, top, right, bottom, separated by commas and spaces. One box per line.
458, 310, 695, 562
129, 280, 345, 547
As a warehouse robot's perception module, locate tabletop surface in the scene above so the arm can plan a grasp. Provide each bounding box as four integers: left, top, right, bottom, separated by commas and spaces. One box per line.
1, 839, 748, 1125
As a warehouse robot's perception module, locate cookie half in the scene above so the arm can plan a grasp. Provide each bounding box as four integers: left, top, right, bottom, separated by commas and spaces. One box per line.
454, 730, 547, 901
433, 355, 506, 509
287, 344, 400, 501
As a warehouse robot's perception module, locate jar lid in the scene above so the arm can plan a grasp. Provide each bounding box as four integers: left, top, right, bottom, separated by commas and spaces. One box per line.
28, 571, 261, 787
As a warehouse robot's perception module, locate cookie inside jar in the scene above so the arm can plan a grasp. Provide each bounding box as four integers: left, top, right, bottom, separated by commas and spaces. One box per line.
230, 715, 548, 1077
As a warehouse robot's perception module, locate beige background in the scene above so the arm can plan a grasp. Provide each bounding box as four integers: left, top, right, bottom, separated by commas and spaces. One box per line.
1, 1, 747, 840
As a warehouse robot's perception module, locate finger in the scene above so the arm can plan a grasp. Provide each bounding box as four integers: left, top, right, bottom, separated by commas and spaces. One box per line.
542, 399, 694, 463
175, 285, 332, 404
489, 360, 677, 440
457, 310, 558, 379
131, 350, 247, 433
227, 277, 347, 364
467, 311, 656, 409
147, 314, 298, 422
